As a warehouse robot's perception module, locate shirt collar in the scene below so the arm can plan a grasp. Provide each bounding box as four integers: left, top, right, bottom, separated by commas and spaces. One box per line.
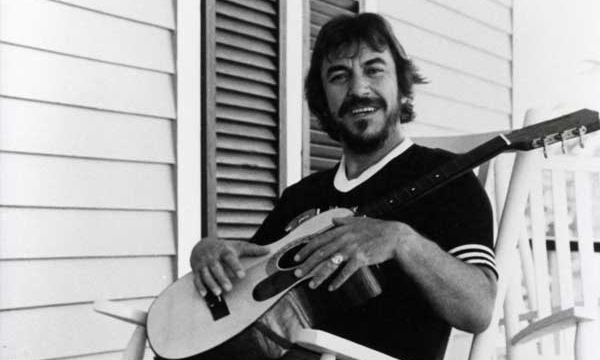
334, 138, 414, 193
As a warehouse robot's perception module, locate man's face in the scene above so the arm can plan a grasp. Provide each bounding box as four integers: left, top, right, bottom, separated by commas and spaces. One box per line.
320, 43, 401, 153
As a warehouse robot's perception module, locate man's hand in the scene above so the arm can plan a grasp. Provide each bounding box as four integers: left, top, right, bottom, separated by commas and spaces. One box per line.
293, 216, 416, 291
190, 237, 270, 297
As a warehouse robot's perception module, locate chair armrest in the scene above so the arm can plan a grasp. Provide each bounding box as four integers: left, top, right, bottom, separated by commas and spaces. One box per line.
94, 300, 147, 326
511, 306, 596, 345
293, 329, 401, 360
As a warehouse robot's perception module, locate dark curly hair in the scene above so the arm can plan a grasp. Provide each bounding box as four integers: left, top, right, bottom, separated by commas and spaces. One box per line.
305, 13, 426, 141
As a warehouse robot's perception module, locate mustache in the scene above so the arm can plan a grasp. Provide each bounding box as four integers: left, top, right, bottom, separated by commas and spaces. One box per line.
337, 95, 387, 118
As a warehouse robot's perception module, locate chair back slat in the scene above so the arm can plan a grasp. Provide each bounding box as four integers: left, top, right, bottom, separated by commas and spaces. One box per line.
550, 168, 576, 309
574, 170, 598, 308
529, 169, 553, 318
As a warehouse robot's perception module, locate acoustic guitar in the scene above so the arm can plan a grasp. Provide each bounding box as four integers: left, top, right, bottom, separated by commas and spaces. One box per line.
147, 109, 599, 359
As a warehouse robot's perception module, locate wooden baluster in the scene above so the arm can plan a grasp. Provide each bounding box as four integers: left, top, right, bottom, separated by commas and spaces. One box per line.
530, 168, 554, 356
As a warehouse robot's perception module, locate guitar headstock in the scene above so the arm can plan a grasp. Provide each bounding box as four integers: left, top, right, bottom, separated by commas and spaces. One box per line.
504, 109, 600, 152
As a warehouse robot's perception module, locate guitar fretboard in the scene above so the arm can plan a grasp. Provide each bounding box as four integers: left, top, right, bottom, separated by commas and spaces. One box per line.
358, 136, 510, 218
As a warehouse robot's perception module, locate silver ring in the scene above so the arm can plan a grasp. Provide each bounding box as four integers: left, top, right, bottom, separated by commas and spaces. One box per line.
330, 253, 344, 266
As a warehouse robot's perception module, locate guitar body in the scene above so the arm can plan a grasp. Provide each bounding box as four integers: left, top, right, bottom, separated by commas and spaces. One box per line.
147, 208, 381, 359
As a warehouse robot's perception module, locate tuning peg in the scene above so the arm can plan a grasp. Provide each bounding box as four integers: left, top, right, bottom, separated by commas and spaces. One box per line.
542, 136, 553, 158
578, 125, 587, 148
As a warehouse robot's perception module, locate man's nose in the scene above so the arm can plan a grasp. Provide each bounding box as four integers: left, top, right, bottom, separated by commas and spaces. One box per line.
348, 75, 371, 97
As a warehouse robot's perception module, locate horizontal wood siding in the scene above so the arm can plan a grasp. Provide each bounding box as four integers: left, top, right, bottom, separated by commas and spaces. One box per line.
307, 0, 360, 173
379, 0, 513, 135
205, 0, 282, 241
0, 0, 177, 359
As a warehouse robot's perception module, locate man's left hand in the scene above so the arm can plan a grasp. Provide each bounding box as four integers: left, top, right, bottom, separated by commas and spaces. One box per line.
293, 215, 416, 291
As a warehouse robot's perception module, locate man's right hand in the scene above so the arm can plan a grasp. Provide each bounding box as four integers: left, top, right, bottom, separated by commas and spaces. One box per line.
190, 237, 270, 297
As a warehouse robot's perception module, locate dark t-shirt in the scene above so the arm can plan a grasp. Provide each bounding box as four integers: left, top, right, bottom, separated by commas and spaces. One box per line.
250, 144, 496, 360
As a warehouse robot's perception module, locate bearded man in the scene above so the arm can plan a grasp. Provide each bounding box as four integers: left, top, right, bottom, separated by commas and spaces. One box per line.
190, 13, 497, 360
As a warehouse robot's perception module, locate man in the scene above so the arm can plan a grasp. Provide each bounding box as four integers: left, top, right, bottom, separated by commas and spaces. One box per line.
190, 13, 497, 360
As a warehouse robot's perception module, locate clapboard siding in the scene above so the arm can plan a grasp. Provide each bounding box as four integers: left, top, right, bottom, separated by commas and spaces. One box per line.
0, 0, 178, 358
0, 97, 175, 163
416, 61, 511, 112
0, 299, 154, 360
54, 0, 175, 29
427, 0, 511, 32
380, 0, 513, 137
385, 17, 510, 86
413, 91, 510, 133
0, 0, 174, 73
0, 258, 173, 310
0, 152, 175, 210
380, 0, 511, 59
0, 43, 176, 118
0, 208, 175, 259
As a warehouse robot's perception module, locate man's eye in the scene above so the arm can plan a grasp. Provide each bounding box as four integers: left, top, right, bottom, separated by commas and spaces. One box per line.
330, 73, 348, 82
366, 68, 384, 76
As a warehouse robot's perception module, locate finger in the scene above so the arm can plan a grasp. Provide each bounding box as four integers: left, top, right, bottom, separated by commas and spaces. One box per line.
238, 242, 270, 257
193, 270, 207, 297
201, 266, 222, 296
222, 251, 245, 278
295, 239, 346, 277
209, 261, 232, 292
327, 258, 362, 291
308, 258, 343, 289
294, 227, 344, 262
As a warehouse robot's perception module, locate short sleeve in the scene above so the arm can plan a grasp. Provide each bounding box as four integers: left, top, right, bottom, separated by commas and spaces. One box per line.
434, 172, 498, 278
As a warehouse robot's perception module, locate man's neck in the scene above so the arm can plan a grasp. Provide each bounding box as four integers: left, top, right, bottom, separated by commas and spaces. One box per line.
342, 127, 405, 179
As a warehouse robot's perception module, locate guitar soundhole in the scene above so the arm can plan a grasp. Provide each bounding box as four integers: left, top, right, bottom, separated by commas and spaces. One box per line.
277, 242, 307, 270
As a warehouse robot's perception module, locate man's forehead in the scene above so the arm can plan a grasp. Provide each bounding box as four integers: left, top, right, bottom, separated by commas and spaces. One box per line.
322, 43, 391, 67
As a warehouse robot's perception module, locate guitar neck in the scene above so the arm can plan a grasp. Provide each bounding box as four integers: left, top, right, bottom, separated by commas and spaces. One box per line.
357, 135, 511, 218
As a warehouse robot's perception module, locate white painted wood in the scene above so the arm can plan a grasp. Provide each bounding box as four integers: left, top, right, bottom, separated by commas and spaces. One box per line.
551, 170, 576, 309
123, 325, 148, 360
0, 207, 175, 259
511, 307, 596, 346
378, 0, 511, 59
416, 60, 511, 113
0, 152, 175, 210
529, 168, 555, 354
386, 16, 511, 86
285, 0, 304, 186
468, 111, 542, 360
0, 0, 174, 73
176, 0, 202, 277
0, 299, 153, 360
94, 300, 147, 326
0, 44, 176, 118
0, 97, 175, 163
404, 121, 466, 137
543, 157, 600, 173
413, 91, 511, 133
0, 257, 174, 310
574, 171, 598, 307
54, 349, 155, 360
294, 329, 399, 360
55, 0, 175, 29
361, 0, 379, 12
428, 0, 512, 33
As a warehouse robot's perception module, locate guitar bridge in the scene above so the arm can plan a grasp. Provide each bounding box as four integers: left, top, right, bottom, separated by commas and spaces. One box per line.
204, 292, 230, 321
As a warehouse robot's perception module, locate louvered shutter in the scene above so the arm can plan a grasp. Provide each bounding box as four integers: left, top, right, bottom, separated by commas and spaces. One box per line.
204, 0, 283, 240
306, 0, 359, 174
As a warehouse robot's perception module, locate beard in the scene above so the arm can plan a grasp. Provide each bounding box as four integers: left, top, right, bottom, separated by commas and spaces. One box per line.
336, 104, 401, 154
